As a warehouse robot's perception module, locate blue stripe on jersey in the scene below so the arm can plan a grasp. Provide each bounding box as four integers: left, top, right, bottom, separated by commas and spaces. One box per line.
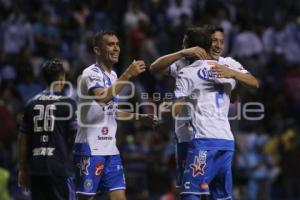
191, 138, 235, 151
101, 68, 118, 104
73, 143, 92, 156
91, 67, 100, 73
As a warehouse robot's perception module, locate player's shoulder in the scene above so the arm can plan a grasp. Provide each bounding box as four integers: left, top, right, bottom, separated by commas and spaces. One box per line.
25, 91, 43, 106
177, 60, 205, 80
82, 64, 103, 76
61, 96, 76, 104
219, 56, 240, 66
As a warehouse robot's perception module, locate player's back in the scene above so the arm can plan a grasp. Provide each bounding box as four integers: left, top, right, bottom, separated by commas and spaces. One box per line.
175, 60, 236, 149
20, 90, 77, 176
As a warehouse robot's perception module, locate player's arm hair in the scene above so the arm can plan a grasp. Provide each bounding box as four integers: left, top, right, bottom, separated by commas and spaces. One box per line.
150, 51, 184, 75
116, 111, 150, 121
116, 110, 135, 121
232, 71, 259, 89
17, 132, 29, 170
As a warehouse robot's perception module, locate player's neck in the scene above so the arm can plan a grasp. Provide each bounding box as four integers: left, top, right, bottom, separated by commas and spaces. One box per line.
96, 60, 112, 73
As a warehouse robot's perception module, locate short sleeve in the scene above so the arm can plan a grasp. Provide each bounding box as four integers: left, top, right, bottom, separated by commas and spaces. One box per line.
174, 73, 194, 98
169, 62, 179, 78
169, 59, 189, 78
85, 70, 105, 91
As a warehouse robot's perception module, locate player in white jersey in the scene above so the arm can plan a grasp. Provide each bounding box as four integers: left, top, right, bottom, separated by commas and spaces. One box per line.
171, 28, 259, 199
73, 30, 155, 200
150, 25, 259, 192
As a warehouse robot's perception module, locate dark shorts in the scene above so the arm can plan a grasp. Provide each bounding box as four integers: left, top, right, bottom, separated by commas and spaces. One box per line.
31, 175, 75, 200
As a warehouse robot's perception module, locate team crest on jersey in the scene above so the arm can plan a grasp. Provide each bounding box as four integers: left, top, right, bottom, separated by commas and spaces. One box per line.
95, 163, 104, 176
190, 151, 207, 177
77, 157, 90, 176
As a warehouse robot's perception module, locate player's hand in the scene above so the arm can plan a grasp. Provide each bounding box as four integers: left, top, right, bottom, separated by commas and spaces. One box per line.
125, 60, 146, 78
211, 63, 236, 78
180, 47, 208, 59
139, 114, 159, 128
18, 169, 30, 192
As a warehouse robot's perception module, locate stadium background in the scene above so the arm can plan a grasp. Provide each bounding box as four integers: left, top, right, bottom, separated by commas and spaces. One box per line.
0, 0, 299, 199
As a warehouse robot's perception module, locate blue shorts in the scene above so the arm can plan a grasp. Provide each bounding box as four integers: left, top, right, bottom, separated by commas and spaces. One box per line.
180, 142, 234, 199
175, 142, 189, 187
74, 155, 126, 195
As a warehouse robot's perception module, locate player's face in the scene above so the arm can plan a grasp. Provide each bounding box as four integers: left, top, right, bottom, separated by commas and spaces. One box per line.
100, 35, 120, 64
210, 31, 224, 60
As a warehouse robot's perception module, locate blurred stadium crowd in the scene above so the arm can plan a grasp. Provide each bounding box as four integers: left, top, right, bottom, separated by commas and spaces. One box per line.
0, 0, 300, 199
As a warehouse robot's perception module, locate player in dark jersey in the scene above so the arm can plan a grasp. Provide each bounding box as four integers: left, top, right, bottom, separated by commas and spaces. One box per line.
17, 58, 77, 200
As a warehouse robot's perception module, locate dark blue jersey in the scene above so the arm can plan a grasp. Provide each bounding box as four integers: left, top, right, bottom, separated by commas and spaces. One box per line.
19, 90, 77, 176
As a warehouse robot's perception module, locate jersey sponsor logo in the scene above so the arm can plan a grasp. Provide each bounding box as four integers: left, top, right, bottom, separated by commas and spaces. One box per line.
197, 67, 219, 80
32, 147, 55, 156
83, 179, 93, 191
77, 157, 90, 176
101, 127, 109, 135
95, 163, 104, 176
97, 136, 113, 140
190, 150, 207, 177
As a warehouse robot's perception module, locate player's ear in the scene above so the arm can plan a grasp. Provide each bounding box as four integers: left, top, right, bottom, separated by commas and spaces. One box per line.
93, 46, 101, 56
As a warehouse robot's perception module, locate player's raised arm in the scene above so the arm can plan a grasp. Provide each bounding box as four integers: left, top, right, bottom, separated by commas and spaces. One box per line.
90, 60, 146, 104
150, 46, 207, 75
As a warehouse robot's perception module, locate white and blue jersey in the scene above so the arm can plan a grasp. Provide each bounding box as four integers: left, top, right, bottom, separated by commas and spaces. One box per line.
73, 64, 126, 195
174, 59, 237, 149
170, 57, 248, 144
169, 57, 249, 188
74, 64, 119, 156
174, 59, 248, 199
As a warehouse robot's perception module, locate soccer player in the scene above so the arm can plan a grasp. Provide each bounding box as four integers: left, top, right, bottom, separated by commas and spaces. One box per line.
18, 58, 77, 200
172, 28, 258, 199
73, 30, 155, 200
150, 25, 258, 191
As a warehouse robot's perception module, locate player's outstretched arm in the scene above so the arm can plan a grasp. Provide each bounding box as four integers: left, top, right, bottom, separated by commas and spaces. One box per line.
91, 60, 146, 104
150, 47, 207, 75
17, 132, 30, 192
211, 64, 259, 88
116, 111, 158, 127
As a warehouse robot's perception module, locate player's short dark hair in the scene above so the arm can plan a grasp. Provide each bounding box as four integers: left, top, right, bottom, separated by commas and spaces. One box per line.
93, 30, 118, 47
184, 27, 212, 52
203, 24, 224, 35
42, 58, 65, 86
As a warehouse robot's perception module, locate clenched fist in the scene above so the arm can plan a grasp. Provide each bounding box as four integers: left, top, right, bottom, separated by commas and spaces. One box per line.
125, 60, 146, 78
